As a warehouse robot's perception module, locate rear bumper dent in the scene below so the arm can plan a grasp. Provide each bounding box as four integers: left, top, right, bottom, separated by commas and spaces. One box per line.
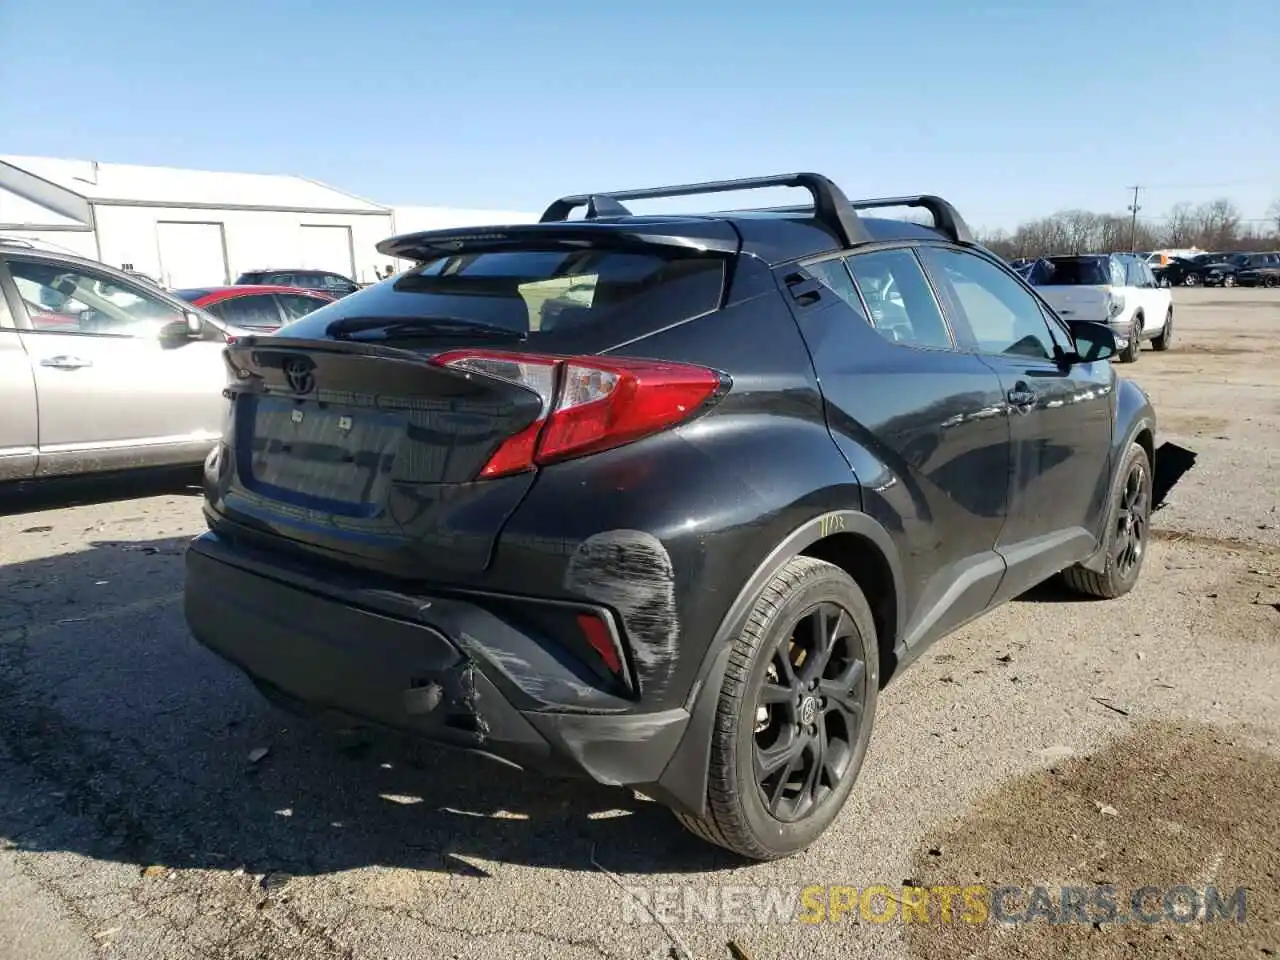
182, 533, 689, 786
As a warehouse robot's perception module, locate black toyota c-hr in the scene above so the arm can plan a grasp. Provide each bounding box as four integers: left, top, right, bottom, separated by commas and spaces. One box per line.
184, 173, 1156, 860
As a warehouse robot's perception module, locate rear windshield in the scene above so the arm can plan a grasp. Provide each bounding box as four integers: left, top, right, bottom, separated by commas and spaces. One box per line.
1032, 258, 1113, 285
172, 287, 215, 302
276, 247, 725, 340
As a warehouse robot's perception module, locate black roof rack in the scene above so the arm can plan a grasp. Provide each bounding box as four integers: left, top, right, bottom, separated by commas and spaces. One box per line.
540, 173, 873, 249
845, 195, 975, 245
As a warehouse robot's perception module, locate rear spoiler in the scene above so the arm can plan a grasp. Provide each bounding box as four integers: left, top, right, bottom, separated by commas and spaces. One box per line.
376, 220, 741, 262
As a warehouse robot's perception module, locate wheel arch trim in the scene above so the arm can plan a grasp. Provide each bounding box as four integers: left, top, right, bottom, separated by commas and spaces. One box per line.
641, 509, 903, 819
686, 509, 903, 712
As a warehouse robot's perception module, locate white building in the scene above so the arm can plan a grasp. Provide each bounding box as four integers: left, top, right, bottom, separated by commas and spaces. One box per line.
0, 155, 545, 286
0, 155, 396, 287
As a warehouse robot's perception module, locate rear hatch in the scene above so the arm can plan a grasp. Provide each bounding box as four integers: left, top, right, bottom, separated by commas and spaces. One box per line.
207, 223, 736, 580
1027, 257, 1122, 324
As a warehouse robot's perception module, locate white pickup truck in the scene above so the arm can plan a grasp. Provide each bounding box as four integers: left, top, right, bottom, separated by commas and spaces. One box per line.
1025, 253, 1174, 363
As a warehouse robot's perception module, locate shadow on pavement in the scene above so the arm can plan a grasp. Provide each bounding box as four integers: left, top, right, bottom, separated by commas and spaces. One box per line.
1152, 440, 1197, 512
0, 468, 202, 518
0, 535, 736, 882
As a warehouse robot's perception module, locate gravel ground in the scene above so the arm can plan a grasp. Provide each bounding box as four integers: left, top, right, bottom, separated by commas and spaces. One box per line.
0, 288, 1276, 960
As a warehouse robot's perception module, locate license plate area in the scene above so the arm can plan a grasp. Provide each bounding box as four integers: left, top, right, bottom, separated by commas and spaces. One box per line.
242, 397, 404, 514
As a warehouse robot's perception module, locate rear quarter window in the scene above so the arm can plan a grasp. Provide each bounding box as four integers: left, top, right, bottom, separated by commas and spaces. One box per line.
276, 247, 726, 341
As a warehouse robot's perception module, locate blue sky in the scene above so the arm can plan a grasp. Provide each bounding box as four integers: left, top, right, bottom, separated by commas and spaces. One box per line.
2, 0, 1276, 231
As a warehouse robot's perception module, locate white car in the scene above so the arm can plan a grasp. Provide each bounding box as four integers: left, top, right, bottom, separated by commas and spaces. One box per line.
1023, 254, 1173, 363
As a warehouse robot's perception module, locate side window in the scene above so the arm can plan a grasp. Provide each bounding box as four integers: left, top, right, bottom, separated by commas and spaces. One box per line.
920, 248, 1059, 360
845, 249, 954, 349
1124, 258, 1146, 287
805, 258, 863, 309
276, 293, 329, 322
265, 272, 296, 286
322, 274, 350, 292
8, 258, 183, 337
206, 294, 284, 331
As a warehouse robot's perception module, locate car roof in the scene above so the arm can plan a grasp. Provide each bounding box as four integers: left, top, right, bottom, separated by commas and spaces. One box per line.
239, 268, 349, 276
181, 285, 334, 304
377, 174, 977, 267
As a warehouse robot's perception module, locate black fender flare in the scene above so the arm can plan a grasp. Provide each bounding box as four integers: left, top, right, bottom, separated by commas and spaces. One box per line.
642, 509, 903, 819
1080, 393, 1157, 573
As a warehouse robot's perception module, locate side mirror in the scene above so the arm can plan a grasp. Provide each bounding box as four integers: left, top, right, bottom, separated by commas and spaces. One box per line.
1065, 320, 1117, 363
158, 311, 203, 342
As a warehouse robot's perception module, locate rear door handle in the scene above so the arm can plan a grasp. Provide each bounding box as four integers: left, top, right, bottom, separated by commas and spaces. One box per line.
783, 273, 825, 306
1007, 385, 1036, 409
40, 355, 93, 370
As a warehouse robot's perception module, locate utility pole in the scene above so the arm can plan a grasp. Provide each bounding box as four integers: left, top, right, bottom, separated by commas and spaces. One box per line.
1127, 185, 1142, 251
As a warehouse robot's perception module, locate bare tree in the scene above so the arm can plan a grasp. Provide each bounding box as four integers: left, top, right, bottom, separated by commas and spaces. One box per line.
973, 194, 1277, 261
1161, 203, 1197, 247
1193, 199, 1242, 251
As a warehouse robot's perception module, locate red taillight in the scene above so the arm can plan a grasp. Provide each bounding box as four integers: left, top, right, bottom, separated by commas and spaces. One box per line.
576, 613, 623, 674
432, 349, 723, 478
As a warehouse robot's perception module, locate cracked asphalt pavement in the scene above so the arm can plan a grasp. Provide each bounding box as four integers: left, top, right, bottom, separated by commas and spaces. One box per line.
1, 289, 1277, 960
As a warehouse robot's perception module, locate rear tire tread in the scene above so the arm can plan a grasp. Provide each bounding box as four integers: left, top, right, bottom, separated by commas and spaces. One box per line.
1061, 442, 1152, 600
673, 555, 857, 861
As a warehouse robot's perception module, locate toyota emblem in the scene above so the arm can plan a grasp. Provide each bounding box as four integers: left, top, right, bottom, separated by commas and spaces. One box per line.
283, 357, 315, 394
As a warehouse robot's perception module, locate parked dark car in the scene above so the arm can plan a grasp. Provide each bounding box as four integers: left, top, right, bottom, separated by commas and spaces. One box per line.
1233, 253, 1280, 287
235, 268, 361, 298
173, 285, 335, 334
1156, 252, 1261, 288
183, 174, 1156, 860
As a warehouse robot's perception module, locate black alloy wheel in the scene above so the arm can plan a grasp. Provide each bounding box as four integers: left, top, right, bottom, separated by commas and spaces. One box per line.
674, 555, 880, 860
1113, 458, 1150, 580
754, 601, 867, 822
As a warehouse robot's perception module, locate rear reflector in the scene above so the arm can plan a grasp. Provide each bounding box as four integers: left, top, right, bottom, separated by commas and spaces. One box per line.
431, 349, 723, 478
576, 612, 623, 674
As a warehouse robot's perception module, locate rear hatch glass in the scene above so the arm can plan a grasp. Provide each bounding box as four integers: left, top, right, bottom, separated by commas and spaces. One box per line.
276, 247, 724, 342
212, 244, 726, 577
1031, 258, 1116, 286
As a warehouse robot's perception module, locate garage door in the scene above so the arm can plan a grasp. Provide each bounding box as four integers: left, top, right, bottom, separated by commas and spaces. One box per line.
156, 222, 228, 288
299, 225, 354, 277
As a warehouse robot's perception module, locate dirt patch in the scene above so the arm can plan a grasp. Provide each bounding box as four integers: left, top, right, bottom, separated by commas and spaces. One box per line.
1203, 563, 1280, 627
1154, 413, 1231, 437
1150, 528, 1277, 556
1194, 300, 1279, 310
1175, 343, 1254, 356
904, 723, 1280, 959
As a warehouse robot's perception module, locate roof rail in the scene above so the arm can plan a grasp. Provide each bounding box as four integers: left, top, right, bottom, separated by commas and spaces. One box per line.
540, 173, 873, 248
0, 235, 88, 255
845, 195, 975, 245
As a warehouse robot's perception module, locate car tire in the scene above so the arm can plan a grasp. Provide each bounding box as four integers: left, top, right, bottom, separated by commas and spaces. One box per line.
1152, 307, 1173, 352
1118, 318, 1141, 363
1061, 441, 1153, 600
1265, 276, 1280, 289
1223, 274, 1237, 288
1184, 274, 1201, 287
673, 555, 879, 861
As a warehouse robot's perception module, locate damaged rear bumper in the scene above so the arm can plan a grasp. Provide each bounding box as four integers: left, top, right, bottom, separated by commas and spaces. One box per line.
182, 532, 691, 787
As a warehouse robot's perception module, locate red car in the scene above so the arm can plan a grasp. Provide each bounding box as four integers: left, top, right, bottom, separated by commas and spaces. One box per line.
173, 285, 335, 333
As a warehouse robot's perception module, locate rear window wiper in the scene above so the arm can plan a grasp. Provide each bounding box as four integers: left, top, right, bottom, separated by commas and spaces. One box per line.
326, 315, 526, 341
